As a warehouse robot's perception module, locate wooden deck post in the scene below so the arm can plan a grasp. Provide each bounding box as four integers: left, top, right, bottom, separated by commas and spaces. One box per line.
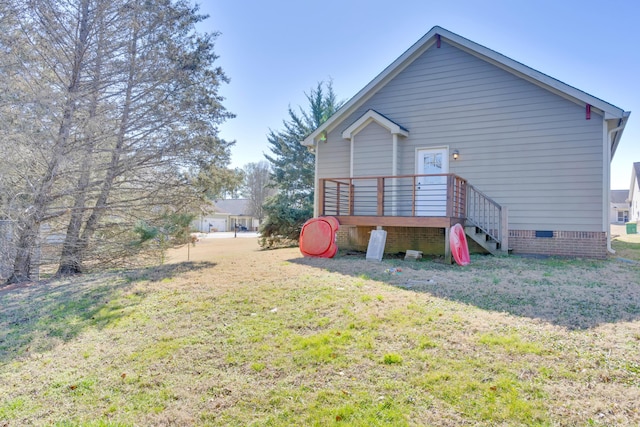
377, 177, 384, 216
349, 181, 355, 215
411, 176, 417, 216
446, 174, 454, 217
500, 206, 509, 253
335, 181, 341, 216
444, 226, 452, 264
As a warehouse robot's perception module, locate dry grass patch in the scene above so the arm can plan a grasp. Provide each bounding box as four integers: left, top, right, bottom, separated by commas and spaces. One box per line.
612, 224, 640, 262
0, 235, 639, 426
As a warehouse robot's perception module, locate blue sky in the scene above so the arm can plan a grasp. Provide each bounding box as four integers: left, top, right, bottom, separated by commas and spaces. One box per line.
198, 0, 639, 190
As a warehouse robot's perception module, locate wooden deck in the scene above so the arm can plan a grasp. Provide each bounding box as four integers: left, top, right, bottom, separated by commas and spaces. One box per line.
318, 173, 467, 228
330, 215, 464, 228
318, 173, 509, 258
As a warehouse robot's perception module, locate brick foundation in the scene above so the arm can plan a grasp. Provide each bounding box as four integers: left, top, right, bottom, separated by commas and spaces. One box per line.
336, 226, 608, 258
337, 226, 486, 255
508, 230, 608, 259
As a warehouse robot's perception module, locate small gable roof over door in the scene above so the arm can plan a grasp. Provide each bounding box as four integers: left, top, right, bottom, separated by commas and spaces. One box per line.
341, 109, 409, 140
301, 26, 629, 153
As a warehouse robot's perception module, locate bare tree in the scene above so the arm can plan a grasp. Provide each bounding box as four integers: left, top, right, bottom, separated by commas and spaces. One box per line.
241, 161, 276, 222
1, 0, 235, 282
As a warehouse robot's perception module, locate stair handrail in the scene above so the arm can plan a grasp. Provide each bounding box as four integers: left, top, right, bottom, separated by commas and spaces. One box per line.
466, 184, 508, 251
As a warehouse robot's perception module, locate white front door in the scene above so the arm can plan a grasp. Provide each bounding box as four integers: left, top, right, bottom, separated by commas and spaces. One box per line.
416, 147, 448, 216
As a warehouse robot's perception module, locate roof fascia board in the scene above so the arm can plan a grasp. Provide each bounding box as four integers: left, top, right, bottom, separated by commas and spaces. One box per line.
610, 113, 630, 158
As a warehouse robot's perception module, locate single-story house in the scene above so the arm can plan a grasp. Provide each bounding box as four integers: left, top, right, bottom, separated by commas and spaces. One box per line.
191, 199, 259, 232
610, 190, 630, 224
630, 162, 640, 222
301, 26, 630, 259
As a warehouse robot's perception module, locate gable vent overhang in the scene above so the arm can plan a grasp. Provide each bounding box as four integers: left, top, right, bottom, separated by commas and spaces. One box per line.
341, 109, 409, 140
610, 111, 631, 159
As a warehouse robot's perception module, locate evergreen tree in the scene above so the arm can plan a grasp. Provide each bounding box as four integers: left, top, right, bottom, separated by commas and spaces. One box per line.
260, 81, 342, 247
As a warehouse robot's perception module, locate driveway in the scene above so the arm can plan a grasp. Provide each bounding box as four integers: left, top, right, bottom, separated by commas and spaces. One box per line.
194, 231, 260, 239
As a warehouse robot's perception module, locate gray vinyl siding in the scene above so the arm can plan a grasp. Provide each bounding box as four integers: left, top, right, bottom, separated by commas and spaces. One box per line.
352, 122, 393, 177
316, 126, 350, 178
317, 41, 606, 232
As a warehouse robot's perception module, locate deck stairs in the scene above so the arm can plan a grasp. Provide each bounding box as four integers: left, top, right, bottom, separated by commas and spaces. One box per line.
464, 184, 510, 256
464, 225, 501, 255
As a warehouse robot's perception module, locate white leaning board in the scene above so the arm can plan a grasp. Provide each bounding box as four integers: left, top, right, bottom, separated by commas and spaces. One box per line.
366, 230, 387, 262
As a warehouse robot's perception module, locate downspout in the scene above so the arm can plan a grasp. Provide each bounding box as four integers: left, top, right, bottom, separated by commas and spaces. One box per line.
350, 136, 355, 178
607, 122, 625, 254
311, 141, 319, 218
392, 134, 398, 216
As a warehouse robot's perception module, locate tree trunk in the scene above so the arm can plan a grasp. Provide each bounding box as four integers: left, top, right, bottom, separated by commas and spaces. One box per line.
57, 3, 105, 276
7, 0, 91, 283
59, 8, 138, 274
7, 218, 37, 283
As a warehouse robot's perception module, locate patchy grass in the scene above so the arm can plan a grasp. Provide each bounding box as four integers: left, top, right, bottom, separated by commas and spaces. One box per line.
0, 236, 639, 425
613, 236, 640, 262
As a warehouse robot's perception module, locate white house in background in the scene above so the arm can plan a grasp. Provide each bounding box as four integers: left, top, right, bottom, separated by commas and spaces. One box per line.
610, 190, 630, 224
630, 162, 640, 222
191, 199, 259, 232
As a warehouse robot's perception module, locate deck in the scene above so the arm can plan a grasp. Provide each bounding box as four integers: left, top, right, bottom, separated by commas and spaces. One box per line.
318, 174, 467, 228
318, 173, 509, 257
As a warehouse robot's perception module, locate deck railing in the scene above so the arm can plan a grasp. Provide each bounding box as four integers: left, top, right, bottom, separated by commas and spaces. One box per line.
466, 184, 508, 252
318, 175, 508, 252
318, 174, 467, 219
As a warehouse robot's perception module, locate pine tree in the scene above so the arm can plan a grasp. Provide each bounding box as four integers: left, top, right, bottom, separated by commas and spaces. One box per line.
260, 81, 342, 247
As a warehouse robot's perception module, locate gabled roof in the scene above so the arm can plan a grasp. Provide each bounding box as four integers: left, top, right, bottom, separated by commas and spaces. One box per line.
302, 26, 630, 151
213, 199, 252, 216
631, 162, 640, 199
341, 109, 409, 140
611, 190, 629, 204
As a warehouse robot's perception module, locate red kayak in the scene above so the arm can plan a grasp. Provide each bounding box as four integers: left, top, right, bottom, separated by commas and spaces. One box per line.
450, 223, 470, 266
299, 216, 340, 258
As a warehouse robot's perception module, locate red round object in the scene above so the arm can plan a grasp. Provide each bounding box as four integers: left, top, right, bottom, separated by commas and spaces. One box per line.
299, 217, 340, 258
450, 223, 470, 266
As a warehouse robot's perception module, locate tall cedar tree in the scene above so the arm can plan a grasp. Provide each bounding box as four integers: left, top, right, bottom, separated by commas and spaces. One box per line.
260, 82, 342, 247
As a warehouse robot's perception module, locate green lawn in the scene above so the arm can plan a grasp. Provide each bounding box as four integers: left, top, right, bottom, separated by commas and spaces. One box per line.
1, 239, 639, 426
613, 230, 640, 262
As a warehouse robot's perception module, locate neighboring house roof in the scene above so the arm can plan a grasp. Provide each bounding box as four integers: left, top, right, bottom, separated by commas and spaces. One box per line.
611, 190, 629, 204
631, 162, 640, 198
302, 26, 630, 155
213, 199, 253, 216
633, 162, 640, 186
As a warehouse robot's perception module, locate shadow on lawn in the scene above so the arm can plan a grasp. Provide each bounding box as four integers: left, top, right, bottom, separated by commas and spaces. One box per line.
0, 261, 215, 365
123, 260, 217, 283
291, 253, 640, 330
